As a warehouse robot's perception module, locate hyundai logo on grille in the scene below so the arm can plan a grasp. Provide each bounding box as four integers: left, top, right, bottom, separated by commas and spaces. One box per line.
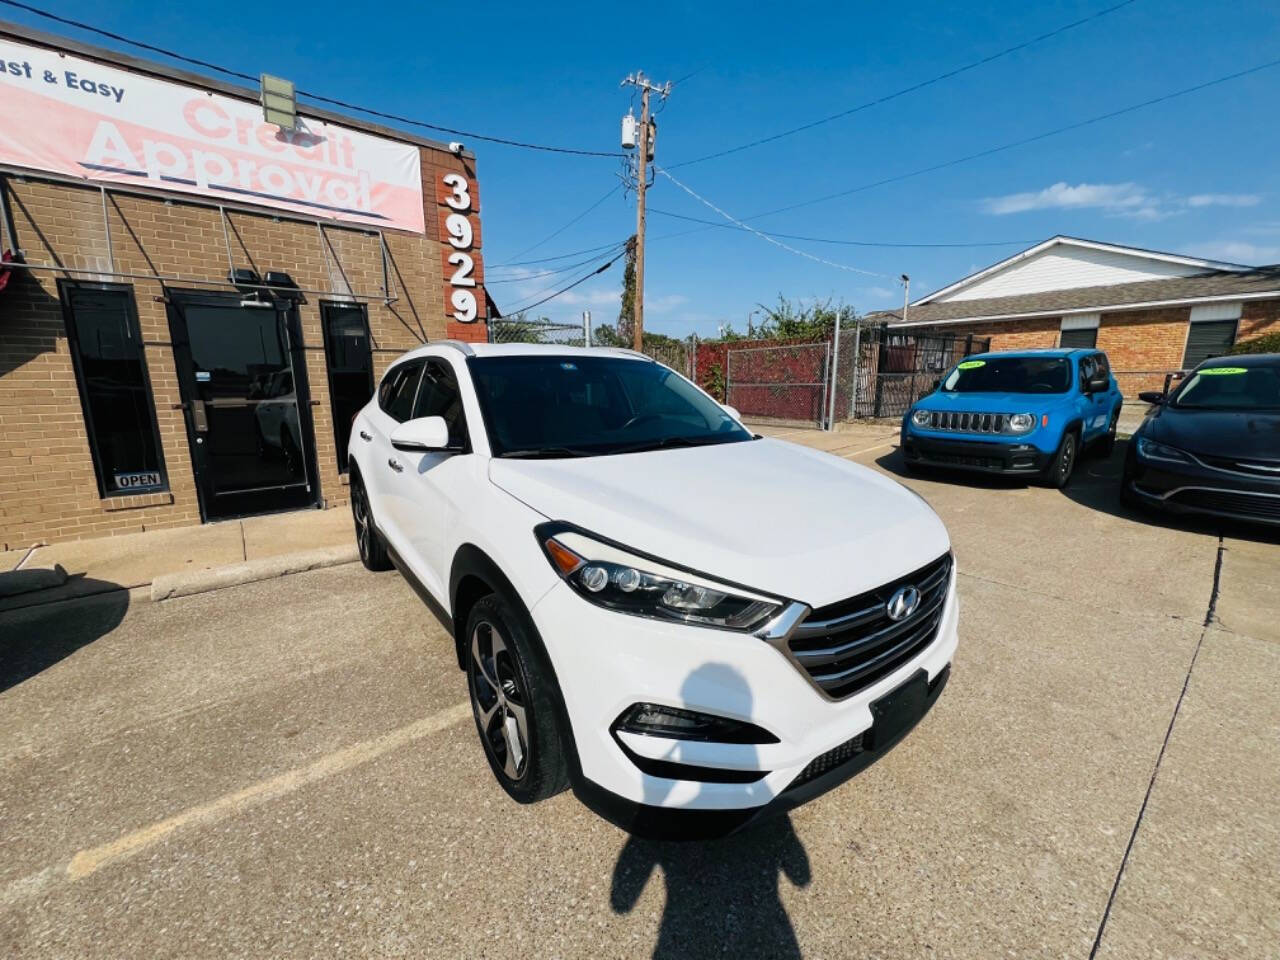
885, 585, 921, 622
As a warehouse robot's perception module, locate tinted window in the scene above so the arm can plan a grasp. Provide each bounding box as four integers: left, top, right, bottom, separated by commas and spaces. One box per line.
467, 355, 751, 457
941, 356, 1072, 394
1183, 320, 1237, 368
414, 359, 467, 446
321, 304, 374, 470
1173, 363, 1280, 410
62, 285, 167, 496
378, 361, 422, 423
1059, 327, 1097, 349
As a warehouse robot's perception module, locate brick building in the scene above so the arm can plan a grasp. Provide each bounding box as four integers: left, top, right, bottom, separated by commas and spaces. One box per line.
0, 23, 489, 549
872, 236, 1280, 397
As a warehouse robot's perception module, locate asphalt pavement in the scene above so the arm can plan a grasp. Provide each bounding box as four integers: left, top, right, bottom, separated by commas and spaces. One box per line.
1, 428, 1276, 959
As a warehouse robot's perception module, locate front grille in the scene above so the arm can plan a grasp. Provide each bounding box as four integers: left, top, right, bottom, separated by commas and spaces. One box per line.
926, 411, 1006, 434
788, 553, 952, 700
786, 732, 864, 792
1170, 488, 1280, 521
920, 451, 1006, 470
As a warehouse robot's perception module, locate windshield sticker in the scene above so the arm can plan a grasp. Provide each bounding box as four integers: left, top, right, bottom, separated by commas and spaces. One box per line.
1197, 367, 1247, 376
956, 360, 986, 370
559, 362, 578, 371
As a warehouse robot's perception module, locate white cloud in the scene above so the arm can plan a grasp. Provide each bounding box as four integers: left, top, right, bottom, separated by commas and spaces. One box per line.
860, 286, 896, 301
1185, 241, 1280, 264
1186, 193, 1260, 208
982, 182, 1263, 220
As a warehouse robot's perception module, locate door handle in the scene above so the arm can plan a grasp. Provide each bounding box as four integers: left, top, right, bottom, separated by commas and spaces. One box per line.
192, 400, 209, 433
359, 430, 373, 442
387, 458, 403, 473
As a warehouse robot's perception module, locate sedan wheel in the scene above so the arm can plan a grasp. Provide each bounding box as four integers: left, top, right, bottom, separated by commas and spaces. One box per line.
350, 473, 391, 571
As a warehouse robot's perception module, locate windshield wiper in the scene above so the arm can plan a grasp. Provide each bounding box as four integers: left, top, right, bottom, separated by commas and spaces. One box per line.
497, 447, 595, 459
614, 435, 738, 455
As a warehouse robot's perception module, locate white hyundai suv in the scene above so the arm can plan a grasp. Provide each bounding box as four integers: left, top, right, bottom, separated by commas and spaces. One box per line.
349, 341, 957, 838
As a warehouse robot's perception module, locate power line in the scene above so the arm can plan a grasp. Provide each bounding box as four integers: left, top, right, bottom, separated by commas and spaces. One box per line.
500, 184, 622, 264
668, 0, 1140, 168
499, 249, 626, 315
647, 207, 1032, 248
488, 238, 630, 269
484, 242, 628, 284
655, 166, 891, 278
743, 55, 1280, 223
0, 0, 621, 157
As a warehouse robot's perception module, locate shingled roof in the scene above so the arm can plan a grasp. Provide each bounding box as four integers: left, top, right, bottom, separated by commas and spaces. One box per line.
873, 266, 1280, 328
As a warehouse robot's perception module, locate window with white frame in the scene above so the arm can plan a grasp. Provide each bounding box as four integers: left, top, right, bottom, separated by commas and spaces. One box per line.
1059, 313, 1100, 349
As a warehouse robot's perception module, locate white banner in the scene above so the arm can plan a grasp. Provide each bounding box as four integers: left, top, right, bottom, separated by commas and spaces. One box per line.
0, 38, 425, 233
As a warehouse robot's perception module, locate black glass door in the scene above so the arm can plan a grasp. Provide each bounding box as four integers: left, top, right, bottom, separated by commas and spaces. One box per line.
168, 292, 318, 520
320, 302, 374, 472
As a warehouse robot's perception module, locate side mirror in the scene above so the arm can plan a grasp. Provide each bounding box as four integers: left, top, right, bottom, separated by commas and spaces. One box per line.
390, 416, 458, 453
1137, 390, 1165, 405
720, 403, 742, 421
1087, 375, 1109, 393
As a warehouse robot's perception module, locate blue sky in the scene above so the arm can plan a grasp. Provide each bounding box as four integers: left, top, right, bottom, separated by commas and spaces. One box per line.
5, 0, 1279, 336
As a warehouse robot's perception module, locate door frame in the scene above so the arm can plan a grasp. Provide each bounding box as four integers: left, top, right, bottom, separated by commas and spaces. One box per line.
165, 287, 321, 522
318, 300, 374, 474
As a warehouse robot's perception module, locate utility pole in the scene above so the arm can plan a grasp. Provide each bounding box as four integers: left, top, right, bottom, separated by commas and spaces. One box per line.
900, 273, 911, 325
583, 309, 592, 347
621, 72, 670, 351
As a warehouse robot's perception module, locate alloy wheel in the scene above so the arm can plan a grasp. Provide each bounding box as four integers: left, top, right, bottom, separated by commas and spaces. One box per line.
470, 620, 530, 781
352, 481, 372, 562
1060, 435, 1076, 482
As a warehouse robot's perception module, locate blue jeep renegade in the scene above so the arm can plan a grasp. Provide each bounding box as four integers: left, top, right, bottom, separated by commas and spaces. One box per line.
900, 348, 1124, 488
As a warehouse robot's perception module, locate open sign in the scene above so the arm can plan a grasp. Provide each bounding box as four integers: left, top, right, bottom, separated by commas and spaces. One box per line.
114, 471, 162, 490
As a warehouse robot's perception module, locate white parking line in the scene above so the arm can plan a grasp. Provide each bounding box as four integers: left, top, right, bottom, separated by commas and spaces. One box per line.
2, 701, 472, 904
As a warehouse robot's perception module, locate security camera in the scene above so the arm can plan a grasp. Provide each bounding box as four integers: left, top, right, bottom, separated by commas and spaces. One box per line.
449, 141, 465, 155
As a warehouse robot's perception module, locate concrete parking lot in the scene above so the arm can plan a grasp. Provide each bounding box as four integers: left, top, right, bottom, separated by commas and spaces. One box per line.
1, 427, 1277, 959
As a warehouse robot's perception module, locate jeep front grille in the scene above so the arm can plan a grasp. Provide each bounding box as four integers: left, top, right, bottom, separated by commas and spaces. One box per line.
927, 411, 1005, 434
785, 553, 952, 700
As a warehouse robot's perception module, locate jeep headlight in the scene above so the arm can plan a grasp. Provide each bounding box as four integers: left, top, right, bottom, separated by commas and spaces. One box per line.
1007, 413, 1035, 433
536, 524, 781, 631
911, 408, 933, 427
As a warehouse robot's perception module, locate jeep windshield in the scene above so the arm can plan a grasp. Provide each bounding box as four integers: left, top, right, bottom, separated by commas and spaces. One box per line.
468, 354, 754, 458
941, 356, 1072, 394
1172, 362, 1280, 410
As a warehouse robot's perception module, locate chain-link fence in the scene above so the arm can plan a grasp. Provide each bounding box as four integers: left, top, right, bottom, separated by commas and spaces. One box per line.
486, 318, 586, 346
726, 342, 830, 427
641, 340, 694, 378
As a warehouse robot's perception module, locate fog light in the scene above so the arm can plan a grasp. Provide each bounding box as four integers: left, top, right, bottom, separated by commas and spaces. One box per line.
614, 703, 779, 744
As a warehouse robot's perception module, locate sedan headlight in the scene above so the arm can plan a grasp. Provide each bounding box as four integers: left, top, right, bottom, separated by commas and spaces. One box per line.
536, 524, 781, 631
1136, 437, 1193, 464
1007, 413, 1036, 433
911, 408, 933, 427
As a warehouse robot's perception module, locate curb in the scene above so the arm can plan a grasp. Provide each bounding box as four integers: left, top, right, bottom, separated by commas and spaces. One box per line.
150, 544, 360, 602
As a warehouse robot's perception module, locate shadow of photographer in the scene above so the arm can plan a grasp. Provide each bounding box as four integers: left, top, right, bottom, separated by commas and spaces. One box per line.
609, 663, 812, 959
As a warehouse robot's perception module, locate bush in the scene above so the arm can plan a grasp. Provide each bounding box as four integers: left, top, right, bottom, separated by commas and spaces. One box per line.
1229, 331, 1280, 355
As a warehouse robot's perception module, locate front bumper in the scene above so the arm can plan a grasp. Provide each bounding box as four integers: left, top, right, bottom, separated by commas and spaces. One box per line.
528, 567, 959, 837
1126, 457, 1280, 526
901, 431, 1049, 475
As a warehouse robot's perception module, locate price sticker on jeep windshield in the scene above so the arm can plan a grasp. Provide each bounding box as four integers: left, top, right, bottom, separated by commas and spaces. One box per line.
1197, 367, 1248, 376
957, 360, 986, 370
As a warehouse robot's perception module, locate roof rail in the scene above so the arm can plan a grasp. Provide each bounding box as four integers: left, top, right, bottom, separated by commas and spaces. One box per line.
604, 347, 655, 362
434, 339, 477, 357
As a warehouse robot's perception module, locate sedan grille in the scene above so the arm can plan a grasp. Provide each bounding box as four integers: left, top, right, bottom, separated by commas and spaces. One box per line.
925, 411, 1006, 434
788, 553, 952, 700
1197, 455, 1280, 479
1170, 488, 1280, 521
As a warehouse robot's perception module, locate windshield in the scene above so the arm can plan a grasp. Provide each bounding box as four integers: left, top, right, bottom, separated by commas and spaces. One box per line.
941, 356, 1072, 394
1172, 364, 1280, 410
468, 355, 754, 457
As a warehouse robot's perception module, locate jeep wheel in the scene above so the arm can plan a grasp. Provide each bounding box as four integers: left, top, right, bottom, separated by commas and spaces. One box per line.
1044, 430, 1078, 489
350, 472, 392, 571
466, 594, 568, 804
1097, 411, 1119, 458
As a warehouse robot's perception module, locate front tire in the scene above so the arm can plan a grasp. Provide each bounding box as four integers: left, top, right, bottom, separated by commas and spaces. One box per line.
466, 594, 569, 804
1044, 430, 1078, 489
350, 471, 392, 571
1097, 410, 1119, 458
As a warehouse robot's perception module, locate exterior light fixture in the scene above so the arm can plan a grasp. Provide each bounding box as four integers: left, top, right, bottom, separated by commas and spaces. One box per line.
260, 74, 297, 132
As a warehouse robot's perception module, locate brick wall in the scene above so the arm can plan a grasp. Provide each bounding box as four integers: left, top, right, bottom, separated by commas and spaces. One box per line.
0, 139, 483, 548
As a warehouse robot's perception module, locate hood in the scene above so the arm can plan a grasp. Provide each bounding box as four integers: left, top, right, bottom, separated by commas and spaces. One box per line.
488, 438, 950, 608
914, 391, 1068, 413
1146, 407, 1280, 460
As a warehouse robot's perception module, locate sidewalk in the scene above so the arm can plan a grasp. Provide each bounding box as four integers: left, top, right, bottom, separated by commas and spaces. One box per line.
0, 508, 356, 612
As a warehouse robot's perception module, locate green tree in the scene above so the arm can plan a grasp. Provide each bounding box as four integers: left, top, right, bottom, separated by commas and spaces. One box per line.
616, 235, 637, 346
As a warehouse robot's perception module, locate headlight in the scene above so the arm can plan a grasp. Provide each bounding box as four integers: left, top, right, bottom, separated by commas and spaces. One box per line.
1136, 437, 1193, 464
911, 408, 933, 427
536, 524, 781, 631
1007, 413, 1035, 433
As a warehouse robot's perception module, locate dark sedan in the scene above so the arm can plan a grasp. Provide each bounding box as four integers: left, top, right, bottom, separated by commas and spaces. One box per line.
1123, 354, 1280, 525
